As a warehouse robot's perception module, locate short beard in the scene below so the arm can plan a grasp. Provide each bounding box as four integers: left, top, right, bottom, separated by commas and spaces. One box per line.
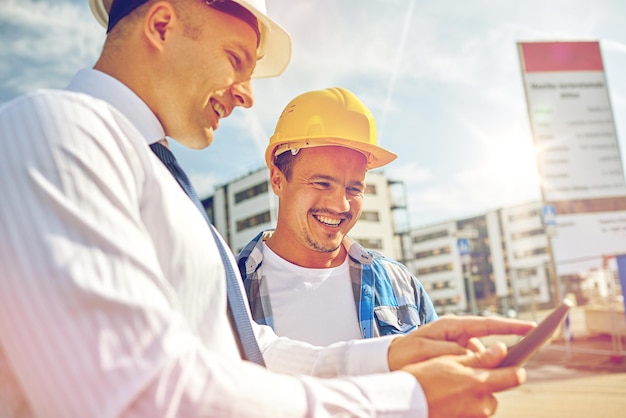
304, 232, 342, 253
305, 208, 350, 253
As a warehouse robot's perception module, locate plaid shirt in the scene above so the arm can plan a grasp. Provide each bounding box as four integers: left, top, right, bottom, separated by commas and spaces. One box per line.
236, 230, 438, 338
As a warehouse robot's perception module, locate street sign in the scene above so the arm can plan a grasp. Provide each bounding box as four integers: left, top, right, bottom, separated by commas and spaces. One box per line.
543, 205, 557, 226
457, 238, 470, 256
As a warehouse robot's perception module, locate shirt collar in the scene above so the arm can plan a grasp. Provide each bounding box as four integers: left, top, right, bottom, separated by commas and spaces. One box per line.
343, 236, 373, 265
240, 230, 372, 276
66, 68, 165, 145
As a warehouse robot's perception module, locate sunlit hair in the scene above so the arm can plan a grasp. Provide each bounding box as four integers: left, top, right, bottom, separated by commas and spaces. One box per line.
273, 150, 299, 181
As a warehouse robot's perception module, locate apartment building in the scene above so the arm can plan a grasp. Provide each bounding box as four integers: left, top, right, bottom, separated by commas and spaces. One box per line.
499, 201, 553, 308
405, 220, 467, 314
406, 202, 554, 316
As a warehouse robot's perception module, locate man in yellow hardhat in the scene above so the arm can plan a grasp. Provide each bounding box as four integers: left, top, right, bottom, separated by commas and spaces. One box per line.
237, 87, 438, 345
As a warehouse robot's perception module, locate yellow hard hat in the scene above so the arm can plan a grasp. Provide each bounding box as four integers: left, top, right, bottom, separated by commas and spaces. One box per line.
265, 88, 397, 169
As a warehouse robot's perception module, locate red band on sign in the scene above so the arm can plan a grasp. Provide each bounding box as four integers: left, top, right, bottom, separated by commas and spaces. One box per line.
520, 41, 603, 72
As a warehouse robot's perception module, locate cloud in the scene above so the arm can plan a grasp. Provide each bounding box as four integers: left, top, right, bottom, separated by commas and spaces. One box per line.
189, 172, 222, 199
602, 39, 626, 54
0, 0, 104, 102
386, 162, 433, 185
2, 0, 624, 230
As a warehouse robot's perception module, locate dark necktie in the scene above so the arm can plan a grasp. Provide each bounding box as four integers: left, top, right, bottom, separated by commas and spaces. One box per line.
150, 141, 265, 366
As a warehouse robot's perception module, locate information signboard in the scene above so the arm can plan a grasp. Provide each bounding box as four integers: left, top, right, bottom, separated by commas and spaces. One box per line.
519, 41, 626, 275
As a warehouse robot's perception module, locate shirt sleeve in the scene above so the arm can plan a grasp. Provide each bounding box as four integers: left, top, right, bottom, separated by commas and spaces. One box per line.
0, 91, 428, 418
257, 323, 400, 376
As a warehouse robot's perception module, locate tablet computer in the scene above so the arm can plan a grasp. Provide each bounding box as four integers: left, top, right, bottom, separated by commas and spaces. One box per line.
499, 299, 573, 367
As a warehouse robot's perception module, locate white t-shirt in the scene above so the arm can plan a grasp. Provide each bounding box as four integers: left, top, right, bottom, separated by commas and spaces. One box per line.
262, 242, 362, 346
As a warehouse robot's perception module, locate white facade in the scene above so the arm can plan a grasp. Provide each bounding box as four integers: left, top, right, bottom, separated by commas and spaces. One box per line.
486, 210, 508, 299
350, 171, 397, 258
499, 201, 552, 307
406, 220, 466, 314
210, 168, 275, 254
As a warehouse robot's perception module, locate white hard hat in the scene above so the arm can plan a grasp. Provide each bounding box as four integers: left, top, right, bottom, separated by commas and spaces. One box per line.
88, 0, 291, 78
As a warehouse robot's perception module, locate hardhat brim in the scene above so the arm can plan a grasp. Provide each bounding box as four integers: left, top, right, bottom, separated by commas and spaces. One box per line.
265, 137, 398, 170
88, 0, 291, 78
236, 0, 292, 78
88, 0, 109, 28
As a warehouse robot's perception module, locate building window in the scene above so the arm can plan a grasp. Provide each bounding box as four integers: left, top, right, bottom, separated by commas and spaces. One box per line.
433, 296, 460, 307
513, 247, 547, 259
428, 280, 456, 290
356, 238, 383, 250
234, 181, 269, 204
417, 263, 453, 275
415, 246, 451, 259
201, 196, 214, 224
360, 211, 380, 222
508, 209, 539, 222
412, 230, 449, 244
365, 184, 377, 195
511, 228, 545, 240
236, 210, 271, 232
516, 268, 538, 278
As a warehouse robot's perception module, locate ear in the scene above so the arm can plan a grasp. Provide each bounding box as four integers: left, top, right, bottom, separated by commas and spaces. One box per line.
143, 1, 177, 48
269, 166, 285, 196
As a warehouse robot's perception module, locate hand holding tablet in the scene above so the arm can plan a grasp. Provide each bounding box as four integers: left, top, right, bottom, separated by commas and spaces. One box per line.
499, 299, 573, 367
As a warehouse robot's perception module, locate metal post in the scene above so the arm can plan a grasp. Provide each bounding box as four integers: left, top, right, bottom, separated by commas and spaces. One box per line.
511, 268, 519, 317
455, 228, 479, 315
464, 255, 478, 315
607, 267, 624, 356
545, 226, 561, 306
528, 270, 537, 322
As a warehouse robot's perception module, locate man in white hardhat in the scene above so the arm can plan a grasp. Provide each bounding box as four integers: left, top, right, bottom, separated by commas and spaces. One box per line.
89, 0, 291, 79
0, 1, 535, 417
238, 88, 439, 346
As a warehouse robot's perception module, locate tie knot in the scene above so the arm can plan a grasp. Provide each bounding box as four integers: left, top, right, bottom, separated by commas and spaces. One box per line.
150, 142, 177, 165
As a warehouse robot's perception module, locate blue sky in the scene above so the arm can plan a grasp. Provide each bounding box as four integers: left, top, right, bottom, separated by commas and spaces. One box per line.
2, 0, 626, 228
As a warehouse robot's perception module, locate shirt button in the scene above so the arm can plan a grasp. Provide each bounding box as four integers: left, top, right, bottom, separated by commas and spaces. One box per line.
364, 286, 371, 296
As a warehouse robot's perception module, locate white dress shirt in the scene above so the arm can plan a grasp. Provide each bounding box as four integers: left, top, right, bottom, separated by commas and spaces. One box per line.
0, 69, 427, 417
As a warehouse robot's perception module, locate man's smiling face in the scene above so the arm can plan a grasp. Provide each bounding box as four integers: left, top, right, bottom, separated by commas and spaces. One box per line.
271, 146, 368, 264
